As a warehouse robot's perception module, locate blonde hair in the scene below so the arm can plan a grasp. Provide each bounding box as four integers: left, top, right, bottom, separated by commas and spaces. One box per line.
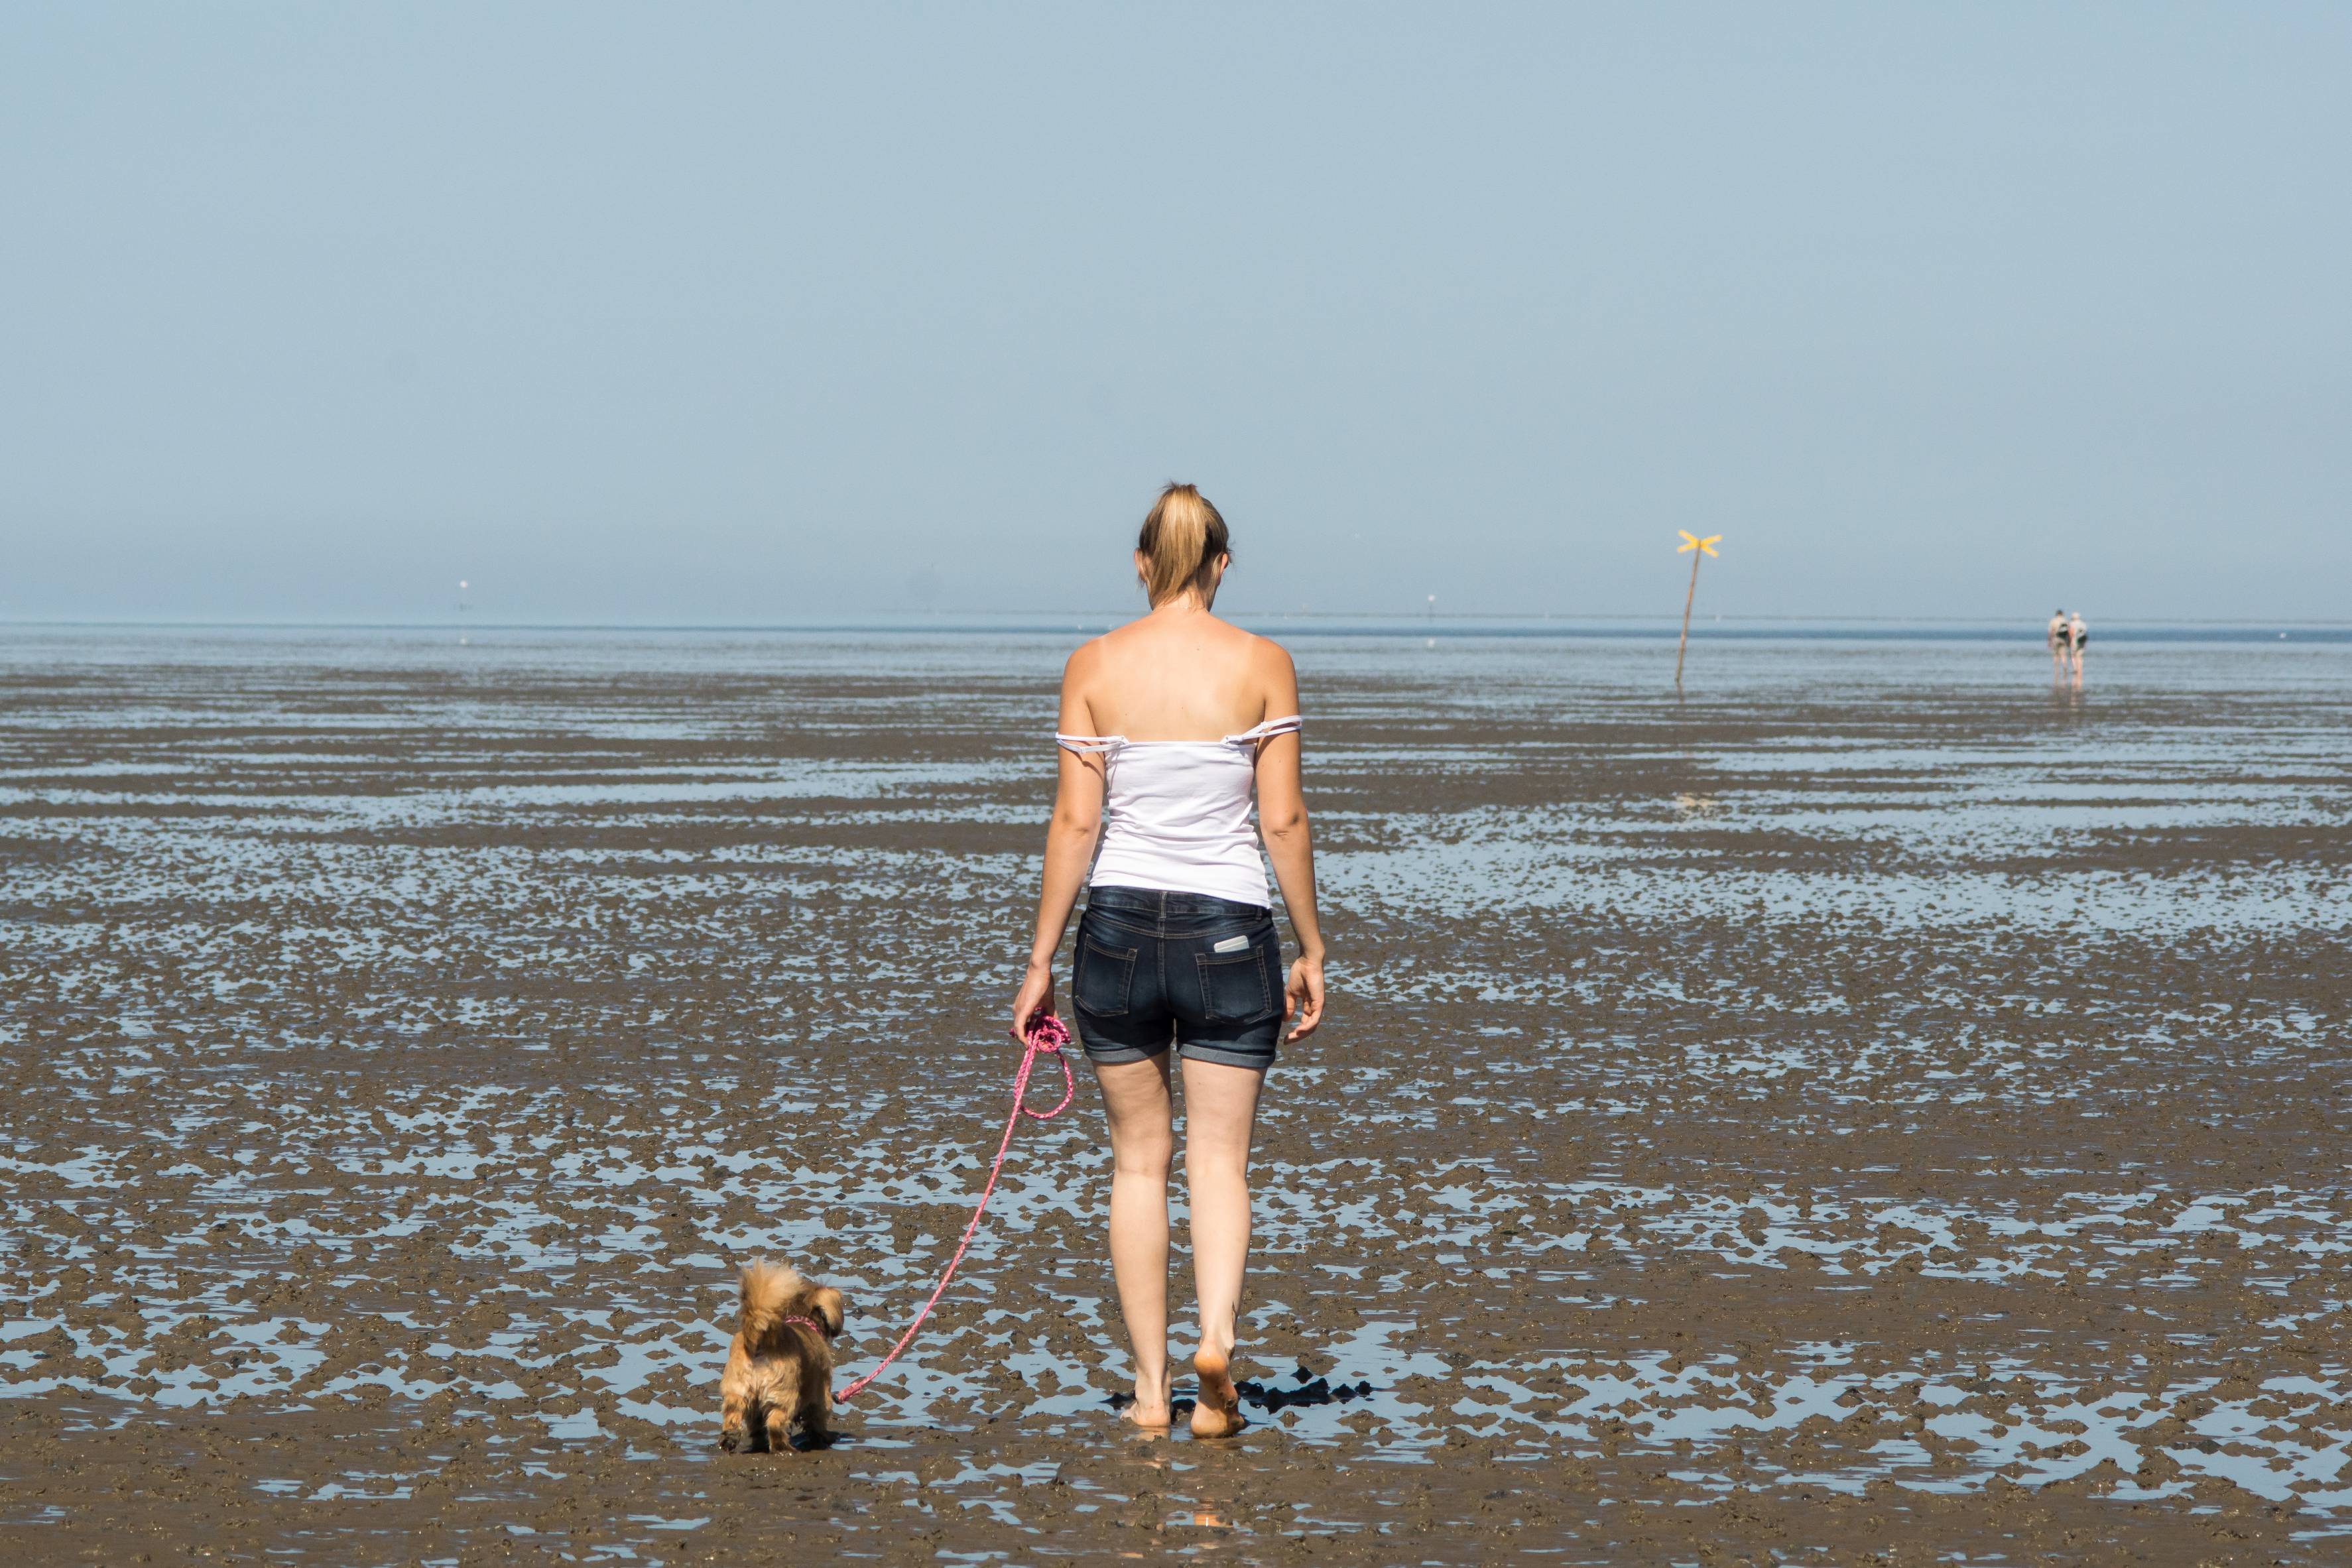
1136, 482, 1230, 607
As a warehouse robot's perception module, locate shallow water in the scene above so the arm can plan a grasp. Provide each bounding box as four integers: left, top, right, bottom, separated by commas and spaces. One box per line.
3, 627, 2349, 1562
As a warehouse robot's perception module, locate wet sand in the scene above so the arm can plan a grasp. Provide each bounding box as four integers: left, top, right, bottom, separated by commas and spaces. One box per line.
3, 627, 2349, 1563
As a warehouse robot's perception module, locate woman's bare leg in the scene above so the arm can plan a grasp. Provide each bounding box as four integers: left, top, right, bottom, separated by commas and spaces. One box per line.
1095, 1053, 1175, 1426
1179, 1057, 1265, 1437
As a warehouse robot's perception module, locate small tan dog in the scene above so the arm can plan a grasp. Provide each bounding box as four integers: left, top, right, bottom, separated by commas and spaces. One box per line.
719, 1260, 847, 1453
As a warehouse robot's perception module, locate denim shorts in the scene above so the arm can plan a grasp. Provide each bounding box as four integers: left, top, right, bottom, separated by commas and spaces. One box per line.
1070, 884, 1284, 1070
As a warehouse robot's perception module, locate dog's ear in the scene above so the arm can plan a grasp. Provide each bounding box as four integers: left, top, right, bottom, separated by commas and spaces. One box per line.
810, 1286, 847, 1337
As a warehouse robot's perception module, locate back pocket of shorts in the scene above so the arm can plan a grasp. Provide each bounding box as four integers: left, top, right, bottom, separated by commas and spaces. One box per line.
1195, 944, 1272, 1024
1076, 937, 1138, 1017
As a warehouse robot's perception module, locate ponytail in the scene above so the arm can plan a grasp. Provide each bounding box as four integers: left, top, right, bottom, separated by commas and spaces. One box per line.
1137, 482, 1231, 607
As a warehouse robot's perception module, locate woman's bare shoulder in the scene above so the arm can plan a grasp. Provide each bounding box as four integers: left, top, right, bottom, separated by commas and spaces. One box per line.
1242, 629, 1297, 676
1241, 631, 1299, 716
1057, 636, 1113, 731
1059, 635, 1114, 703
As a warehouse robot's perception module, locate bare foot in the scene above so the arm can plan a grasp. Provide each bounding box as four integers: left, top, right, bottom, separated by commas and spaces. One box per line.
1121, 1381, 1172, 1430
1190, 1347, 1245, 1438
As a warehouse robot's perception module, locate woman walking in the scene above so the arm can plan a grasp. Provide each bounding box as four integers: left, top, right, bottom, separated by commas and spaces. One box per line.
1008, 482, 1326, 1437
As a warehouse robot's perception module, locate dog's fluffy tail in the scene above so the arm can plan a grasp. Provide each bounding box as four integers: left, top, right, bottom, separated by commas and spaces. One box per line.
737, 1259, 847, 1349
738, 1260, 806, 1345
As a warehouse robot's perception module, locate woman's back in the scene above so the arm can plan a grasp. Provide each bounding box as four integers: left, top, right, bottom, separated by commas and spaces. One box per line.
1069, 612, 1277, 741
1058, 613, 1298, 908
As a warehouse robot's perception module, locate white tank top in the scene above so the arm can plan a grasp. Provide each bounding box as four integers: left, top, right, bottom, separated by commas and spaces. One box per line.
1054, 717, 1302, 906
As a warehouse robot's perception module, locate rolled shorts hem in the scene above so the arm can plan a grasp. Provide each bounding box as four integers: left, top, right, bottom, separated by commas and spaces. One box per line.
1072, 1022, 1276, 1073
1177, 1040, 1278, 1071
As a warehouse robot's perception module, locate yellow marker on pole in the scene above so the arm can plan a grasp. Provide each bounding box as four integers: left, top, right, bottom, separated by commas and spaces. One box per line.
1674, 531, 1721, 688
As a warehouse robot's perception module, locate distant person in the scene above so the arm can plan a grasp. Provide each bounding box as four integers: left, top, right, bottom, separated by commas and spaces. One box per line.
2047, 610, 2070, 677
2068, 611, 2089, 681
1010, 481, 1326, 1439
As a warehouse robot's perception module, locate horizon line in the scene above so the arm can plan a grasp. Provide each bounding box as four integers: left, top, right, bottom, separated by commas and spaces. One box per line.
4, 612, 2350, 633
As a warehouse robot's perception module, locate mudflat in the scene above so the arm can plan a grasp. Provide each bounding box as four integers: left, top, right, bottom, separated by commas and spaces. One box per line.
3, 627, 2347, 1565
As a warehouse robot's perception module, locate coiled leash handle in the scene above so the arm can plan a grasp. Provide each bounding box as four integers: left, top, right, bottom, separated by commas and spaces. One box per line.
834, 1014, 1075, 1402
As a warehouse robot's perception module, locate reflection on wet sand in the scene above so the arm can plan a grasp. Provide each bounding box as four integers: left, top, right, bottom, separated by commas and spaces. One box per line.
2, 627, 2349, 1562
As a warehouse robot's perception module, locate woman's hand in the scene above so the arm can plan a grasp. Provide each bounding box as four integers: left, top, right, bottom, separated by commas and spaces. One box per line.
1282, 952, 1325, 1042
1010, 957, 1058, 1044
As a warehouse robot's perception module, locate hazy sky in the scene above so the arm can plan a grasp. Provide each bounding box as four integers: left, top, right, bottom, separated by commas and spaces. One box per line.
5, 4, 2347, 623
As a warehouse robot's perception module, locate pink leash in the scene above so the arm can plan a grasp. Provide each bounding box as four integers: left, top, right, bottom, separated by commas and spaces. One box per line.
834, 1014, 1077, 1403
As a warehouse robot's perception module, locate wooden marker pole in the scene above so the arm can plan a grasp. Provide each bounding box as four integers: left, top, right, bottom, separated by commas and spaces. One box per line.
1673, 531, 1722, 688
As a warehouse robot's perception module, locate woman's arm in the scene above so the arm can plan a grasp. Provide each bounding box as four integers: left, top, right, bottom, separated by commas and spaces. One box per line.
1009, 650, 1107, 1039
1253, 644, 1325, 1042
